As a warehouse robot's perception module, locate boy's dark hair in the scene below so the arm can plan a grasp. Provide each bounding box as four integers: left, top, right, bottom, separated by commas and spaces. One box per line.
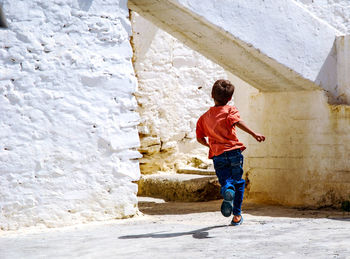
211, 79, 235, 105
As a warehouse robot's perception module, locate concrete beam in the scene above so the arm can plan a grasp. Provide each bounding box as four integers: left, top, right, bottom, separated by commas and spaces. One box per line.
335, 35, 350, 104
128, 0, 341, 93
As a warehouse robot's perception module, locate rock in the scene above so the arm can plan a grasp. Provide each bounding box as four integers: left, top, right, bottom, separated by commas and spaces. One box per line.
137, 173, 221, 202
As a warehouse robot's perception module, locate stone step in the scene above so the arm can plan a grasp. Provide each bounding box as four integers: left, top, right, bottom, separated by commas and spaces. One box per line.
137, 173, 221, 202
177, 168, 216, 176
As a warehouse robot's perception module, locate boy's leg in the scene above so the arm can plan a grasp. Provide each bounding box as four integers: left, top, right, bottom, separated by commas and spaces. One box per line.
232, 179, 245, 216
213, 154, 235, 217
213, 155, 235, 195
221, 181, 235, 196
226, 151, 245, 216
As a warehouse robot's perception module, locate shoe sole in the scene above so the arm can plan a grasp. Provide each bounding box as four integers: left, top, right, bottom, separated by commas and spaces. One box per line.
221, 189, 235, 217
221, 201, 233, 217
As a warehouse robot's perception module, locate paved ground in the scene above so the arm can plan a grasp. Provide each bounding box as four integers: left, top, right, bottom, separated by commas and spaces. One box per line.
0, 198, 349, 259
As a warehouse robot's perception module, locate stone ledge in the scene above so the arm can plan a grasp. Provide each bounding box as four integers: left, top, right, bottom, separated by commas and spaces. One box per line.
137, 173, 221, 202
177, 168, 216, 175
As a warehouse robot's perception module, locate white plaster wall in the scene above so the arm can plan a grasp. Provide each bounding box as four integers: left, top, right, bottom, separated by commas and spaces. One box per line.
0, 0, 141, 230
132, 12, 223, 173
296, 0, 350, 33
295, 1, 350, 104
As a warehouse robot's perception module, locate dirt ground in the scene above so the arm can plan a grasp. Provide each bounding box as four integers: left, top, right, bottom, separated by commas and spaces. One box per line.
0, 198, 349, 259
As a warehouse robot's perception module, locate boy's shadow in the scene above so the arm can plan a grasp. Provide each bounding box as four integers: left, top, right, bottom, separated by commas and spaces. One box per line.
118, 225, 226, 240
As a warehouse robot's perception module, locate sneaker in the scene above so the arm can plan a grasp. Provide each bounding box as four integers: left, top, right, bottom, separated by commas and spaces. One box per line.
220, 189, 235, 217
231, 215, 243, 226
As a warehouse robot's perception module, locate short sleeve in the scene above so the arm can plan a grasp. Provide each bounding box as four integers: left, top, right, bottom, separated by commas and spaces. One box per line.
196, 117, 206, 139
227, 106, 241, 126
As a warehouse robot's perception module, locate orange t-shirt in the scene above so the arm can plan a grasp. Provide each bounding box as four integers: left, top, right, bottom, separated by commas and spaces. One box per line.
196, 105, 246, 158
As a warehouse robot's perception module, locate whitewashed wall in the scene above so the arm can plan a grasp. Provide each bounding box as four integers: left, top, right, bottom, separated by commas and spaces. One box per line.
0, 0, 140, 230
296, 0, 350, 33
132, 13, 229, 174
132, 13, 260, 174
0, 0, 349, 231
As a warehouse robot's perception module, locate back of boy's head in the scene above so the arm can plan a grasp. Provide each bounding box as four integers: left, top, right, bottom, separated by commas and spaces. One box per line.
211, 79, 235, 105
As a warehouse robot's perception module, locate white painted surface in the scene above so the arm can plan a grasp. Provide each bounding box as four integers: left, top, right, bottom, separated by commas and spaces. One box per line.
132, 13, 260, 174
1, 0, 349, 231
0, 0, 141, 230
174, 0, 340, 89
296, 0, 350, 33
295, 0, 350, 103
132, 13, 228, 174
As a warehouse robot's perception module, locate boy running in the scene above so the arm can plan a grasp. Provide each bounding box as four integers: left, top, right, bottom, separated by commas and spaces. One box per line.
196, 79, 265, 225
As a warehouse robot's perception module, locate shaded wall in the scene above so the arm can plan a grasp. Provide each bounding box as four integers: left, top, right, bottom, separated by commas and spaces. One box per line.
245, 91, 350, 207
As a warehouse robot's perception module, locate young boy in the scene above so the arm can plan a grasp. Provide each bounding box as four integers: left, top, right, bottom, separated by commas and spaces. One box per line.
196, 79, 265, 226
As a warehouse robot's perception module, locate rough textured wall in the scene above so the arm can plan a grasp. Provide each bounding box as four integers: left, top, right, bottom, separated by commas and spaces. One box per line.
131, 13, 259, 175
246, 91, 350, 207
296, 0, 350, 33
0, 0, 140, 230
131, 12, 228, 174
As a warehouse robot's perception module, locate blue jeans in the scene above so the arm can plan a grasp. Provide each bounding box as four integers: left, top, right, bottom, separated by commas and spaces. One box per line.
212, 149, 245, 216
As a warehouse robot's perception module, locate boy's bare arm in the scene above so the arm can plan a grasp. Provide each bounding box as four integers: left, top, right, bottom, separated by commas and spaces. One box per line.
196, 137, 210, 148
236, 120, 265, 142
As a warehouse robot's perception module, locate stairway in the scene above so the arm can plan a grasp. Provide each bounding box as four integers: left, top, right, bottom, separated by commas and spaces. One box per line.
128, 0, 349, 103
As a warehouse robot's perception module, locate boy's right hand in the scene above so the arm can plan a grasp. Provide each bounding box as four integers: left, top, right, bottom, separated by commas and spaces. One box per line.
253, 133, 265, 142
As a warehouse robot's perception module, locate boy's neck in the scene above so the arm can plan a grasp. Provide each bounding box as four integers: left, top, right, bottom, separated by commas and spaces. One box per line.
214, 101, 227, 107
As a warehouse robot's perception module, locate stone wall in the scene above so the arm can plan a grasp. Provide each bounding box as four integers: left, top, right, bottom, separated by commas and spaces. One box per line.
131, 13, 228, 174
0, 0, 140, 230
